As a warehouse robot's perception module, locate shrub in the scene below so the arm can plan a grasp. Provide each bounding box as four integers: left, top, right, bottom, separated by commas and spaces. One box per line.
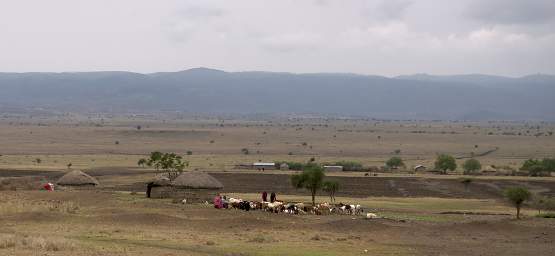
241, 148, 249, 155
462, 159, 481, 174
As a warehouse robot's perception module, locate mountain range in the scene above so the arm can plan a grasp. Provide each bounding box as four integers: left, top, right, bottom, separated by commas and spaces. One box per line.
1, 68, 554, 121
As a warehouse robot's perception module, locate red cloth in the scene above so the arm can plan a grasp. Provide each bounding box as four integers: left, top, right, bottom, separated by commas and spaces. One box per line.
43, 183, 54, 191
213, 196, 222, 209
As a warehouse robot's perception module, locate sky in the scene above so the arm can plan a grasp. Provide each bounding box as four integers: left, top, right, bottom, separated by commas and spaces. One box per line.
0, 0, 554, 76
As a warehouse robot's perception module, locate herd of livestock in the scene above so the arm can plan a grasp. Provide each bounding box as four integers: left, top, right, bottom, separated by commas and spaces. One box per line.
216, 197, 365, 216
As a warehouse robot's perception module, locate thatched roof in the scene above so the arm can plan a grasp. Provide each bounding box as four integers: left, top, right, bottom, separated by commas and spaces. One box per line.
148, 175, 171, 186
171, 172, 223, 189
57, 170, 99, 186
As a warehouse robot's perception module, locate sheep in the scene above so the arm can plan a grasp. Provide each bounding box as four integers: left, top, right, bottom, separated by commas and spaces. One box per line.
366, 213, 378, 219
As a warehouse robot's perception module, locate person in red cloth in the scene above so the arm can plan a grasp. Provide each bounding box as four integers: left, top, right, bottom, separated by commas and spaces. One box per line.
213, 194, 223, 209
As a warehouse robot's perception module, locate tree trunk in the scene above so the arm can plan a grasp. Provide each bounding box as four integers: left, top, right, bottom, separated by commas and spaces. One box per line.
516, 204, 521, 219
311, 189, 316, 206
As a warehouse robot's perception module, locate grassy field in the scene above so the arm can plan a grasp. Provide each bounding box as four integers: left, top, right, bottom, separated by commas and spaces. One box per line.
1, 190, 553, 256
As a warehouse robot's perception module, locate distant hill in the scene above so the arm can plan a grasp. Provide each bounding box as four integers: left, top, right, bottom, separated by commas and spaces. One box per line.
0, 68, 554, 120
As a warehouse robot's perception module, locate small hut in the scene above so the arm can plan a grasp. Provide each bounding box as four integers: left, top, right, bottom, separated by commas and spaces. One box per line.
414, 165, 426, 172
56, 170, 99, 188
279, 163, 290, 171
147, 172, 223, 202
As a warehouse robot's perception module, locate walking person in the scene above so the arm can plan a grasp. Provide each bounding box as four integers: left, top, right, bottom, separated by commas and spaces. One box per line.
262, 191, 268, 202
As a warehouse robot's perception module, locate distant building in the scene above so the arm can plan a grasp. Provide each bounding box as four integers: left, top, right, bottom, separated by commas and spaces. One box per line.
253, 162, 276, 170
324, 165, 343, 172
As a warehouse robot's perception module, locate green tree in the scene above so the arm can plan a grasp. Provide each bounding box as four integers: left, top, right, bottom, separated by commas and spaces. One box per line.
146, 151, 163, 172
386, 157, 405, 169
141, 151, 188, 180
322, 180, 340, 203
291, 165, 325, 206
531, 195, 555, 215
521, 158, 555, 176
462, 159, 482, 174
505, 187, 531, 219
521, 159, 542, 171
434, 154, 457, 174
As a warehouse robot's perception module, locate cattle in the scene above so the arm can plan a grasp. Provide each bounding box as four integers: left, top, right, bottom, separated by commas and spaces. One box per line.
218, 195, 365, 217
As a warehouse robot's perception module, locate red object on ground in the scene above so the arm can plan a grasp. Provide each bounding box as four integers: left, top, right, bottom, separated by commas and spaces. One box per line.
43, 183, 54, 191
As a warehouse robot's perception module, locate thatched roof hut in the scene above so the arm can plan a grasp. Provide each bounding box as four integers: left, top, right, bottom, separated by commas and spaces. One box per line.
146, 172, 223, 201
171, 172, 223, 189
57, 170, 99, 186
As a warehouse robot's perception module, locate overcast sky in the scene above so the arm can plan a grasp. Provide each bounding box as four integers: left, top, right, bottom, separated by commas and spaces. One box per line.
1, 0, 554, 76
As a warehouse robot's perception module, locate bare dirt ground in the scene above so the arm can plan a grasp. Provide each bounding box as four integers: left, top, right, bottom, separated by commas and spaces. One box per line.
3, 168, 555, 199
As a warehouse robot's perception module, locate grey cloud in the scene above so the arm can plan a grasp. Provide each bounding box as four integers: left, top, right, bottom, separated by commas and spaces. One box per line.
376, 0, 412, 20
466, 0, 555, 25
362, 0, 412, 21
176, 5, 225, 19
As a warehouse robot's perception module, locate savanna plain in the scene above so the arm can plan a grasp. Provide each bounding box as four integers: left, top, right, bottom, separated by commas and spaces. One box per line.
1, 114, 554, 256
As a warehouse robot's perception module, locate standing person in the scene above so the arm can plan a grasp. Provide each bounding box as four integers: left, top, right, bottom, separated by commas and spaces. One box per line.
213, 194, 222, 209
262, 191, 268, 202
270, 192, 276, 203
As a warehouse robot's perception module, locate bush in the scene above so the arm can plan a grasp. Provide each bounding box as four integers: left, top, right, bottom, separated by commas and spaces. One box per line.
385, 157, 405, 169
463, 159, 481, 174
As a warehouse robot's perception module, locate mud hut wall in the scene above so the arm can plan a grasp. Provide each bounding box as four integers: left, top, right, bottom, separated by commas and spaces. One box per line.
150, 186, 220, 202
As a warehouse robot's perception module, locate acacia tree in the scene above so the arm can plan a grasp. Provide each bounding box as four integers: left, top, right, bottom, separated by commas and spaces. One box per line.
463, 159, 482, 175
386, 157, 405, 169
291, 164, 325, 206
323, 180, 340, 203
139, 151, 188, 180
434, 154, 457, 174
505, 187, 531, 219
